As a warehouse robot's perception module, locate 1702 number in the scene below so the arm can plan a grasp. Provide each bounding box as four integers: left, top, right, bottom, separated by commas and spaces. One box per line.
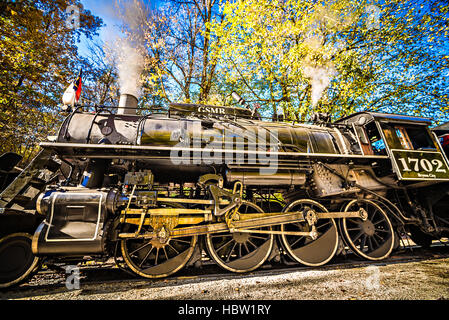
397, 157, 447, 173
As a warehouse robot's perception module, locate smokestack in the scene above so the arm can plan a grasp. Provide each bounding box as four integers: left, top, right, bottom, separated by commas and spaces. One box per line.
117, 93, 138, 115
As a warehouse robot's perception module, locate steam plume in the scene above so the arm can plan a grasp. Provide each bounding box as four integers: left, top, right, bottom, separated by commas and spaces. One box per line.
113, 0, 147, 98
117, 42, 144, 97
302, 64, 335, 107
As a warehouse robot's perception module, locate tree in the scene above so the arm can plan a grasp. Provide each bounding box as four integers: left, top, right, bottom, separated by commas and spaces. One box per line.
80, 40, 119, 107
0, 0, 102, 163
209, 0, 449, 122
121, 0, 222, 105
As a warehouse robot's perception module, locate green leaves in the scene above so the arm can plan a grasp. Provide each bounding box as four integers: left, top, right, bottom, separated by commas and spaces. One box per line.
0, 0, 102, 163
208, 0, 449, 122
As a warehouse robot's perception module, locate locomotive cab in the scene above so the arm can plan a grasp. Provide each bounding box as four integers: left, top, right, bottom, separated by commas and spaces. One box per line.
337, 112, 449, 185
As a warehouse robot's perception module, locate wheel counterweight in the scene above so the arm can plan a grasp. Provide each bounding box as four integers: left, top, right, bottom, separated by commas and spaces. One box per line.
120, 203, 197, 278
280, 199, 339, 266
339, 199, 395, 260
205, 201, 274, 273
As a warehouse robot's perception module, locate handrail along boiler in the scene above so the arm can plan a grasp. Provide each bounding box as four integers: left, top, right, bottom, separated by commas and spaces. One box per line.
1, 95, 449, 287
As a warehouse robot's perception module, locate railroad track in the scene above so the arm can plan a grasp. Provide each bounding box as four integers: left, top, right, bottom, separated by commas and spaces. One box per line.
10, 241, 448, 292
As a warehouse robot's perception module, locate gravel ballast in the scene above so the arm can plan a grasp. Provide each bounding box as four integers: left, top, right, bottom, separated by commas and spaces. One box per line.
1, 257, 448, 300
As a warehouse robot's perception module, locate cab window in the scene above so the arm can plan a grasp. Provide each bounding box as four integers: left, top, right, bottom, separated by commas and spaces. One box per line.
380, 123, 436, 151
355, 122, 387, 156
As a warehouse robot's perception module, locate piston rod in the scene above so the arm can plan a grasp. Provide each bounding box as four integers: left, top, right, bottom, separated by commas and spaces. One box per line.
118, 209, 366, 239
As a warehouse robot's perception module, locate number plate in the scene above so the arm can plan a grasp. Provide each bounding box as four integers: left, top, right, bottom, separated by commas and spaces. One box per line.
391, 149, 449, 180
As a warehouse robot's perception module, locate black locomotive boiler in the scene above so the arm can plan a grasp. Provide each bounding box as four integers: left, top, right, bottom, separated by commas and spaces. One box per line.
1, 93, 449, 288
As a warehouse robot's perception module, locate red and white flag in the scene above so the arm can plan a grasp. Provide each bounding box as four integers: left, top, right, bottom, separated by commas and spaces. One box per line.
62, 69, 83, 106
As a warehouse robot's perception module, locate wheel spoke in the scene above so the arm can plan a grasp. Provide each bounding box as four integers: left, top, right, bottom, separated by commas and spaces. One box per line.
129, 241, 152, 256
138, 246, 154, 268
373, 218, 386, 226
167, 243, 179, 255
216, 239, 234, 253
360, 235, 367, 251
352, 231, 364, 243
243, 242, 250, 254
247, 239, 258, 249
341, 200, 394, 261
121, 203, 197, 279
373, 232, 385, 242
249, 235, 268, 241
163, 247, 169, 261
206, 201, 274, 273
225, 242, 237, 262
347, 218, 362, 225
289, 236, 304, 248
281, 199, 338, 267
371, 235, 380, 248
367, 237, 374, 251
171, 238, 191, 245
154, 248, 160, 265
317, 221, 331, 229
370, 209, 378, 221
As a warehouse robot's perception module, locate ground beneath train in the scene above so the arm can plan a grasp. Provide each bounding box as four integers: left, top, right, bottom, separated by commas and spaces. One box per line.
1, 245, 448, 300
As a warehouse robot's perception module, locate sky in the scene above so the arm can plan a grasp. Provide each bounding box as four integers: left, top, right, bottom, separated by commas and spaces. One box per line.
77, 0, 162, 56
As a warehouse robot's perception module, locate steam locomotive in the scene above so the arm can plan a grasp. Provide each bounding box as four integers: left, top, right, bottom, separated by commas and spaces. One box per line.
1, 93, 449, 289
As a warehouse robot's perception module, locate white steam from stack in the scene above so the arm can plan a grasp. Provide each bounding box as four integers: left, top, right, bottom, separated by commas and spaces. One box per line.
114, 0, 146, 115
117, 42, 143, 114
300, 4, 379, 109
302, 64, 335, 108
301, 31, 336, 109
300, 5, 350, 109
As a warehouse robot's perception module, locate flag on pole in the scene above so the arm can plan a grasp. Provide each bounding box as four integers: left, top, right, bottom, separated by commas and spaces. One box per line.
74, 69, 82, 102
62, 69, 83, 107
